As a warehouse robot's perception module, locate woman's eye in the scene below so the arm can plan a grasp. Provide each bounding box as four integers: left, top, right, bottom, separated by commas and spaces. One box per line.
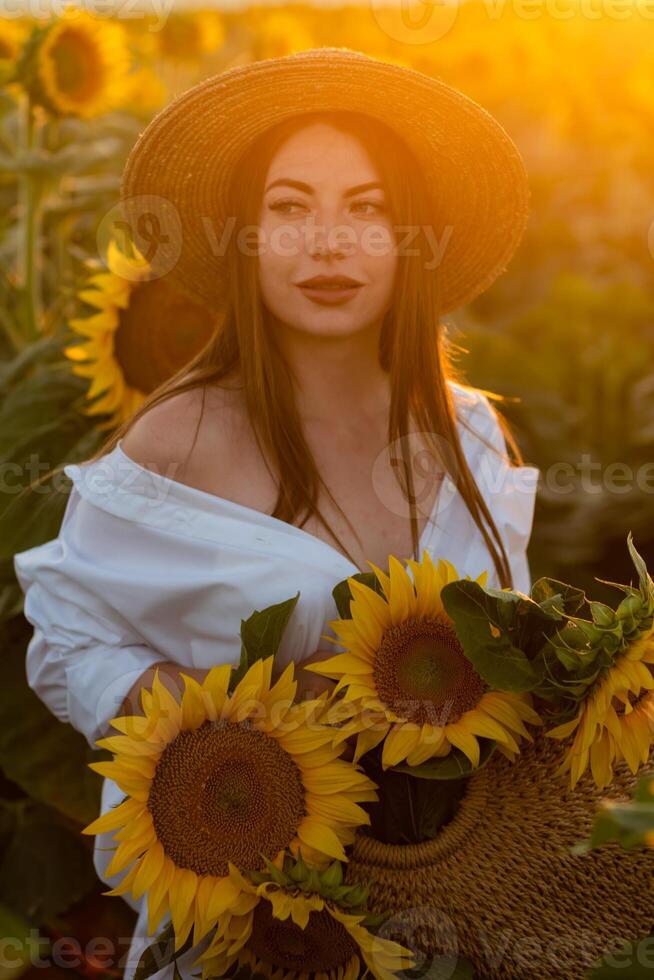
269, 199, 307, 214
351, 200, 385, 214
269, 199, 385, 216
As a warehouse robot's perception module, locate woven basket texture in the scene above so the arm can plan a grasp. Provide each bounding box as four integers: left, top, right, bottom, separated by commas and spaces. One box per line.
346, 731, 654, 979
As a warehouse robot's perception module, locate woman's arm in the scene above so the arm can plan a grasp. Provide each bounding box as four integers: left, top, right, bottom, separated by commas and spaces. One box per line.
13, 490, 216, 749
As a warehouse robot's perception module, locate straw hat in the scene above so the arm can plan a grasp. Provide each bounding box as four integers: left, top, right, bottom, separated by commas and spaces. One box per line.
120, 46, 531, 316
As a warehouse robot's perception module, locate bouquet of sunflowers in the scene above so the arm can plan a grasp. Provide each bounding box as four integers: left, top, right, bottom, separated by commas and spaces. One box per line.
83, 533, 654, 980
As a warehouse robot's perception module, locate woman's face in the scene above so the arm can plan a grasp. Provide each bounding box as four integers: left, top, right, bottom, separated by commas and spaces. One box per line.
256, 121, 398, 339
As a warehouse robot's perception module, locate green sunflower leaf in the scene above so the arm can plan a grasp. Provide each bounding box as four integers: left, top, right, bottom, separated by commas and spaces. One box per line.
320, 860, 344, 888
287, 851, 308, 883
529, 577, 586, 617
332, 572, 385, 620
393, 737, 498, 781
232, 592, 300, 689
589, 601, 617, 628
260, 854, 291, 886
634, 773, 654, 804
439, 581, 544, 692
626, 532, 654, 604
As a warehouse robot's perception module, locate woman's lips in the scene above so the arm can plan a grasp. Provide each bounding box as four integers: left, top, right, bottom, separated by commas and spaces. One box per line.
296, 284, 363, 305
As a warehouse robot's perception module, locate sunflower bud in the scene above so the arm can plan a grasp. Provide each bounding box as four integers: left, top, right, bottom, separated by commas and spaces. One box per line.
590, 602, 616, 628
616, 593, 643, 623
340, 883, 370, 907
287, 852, 309, 884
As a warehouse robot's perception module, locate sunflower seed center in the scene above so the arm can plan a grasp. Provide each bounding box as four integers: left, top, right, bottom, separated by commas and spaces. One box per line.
374, 617, 485, 725
51, 31, 99, 99
247, 902, 359, 972
147, 721, 306, 876
115, 279, 214, 393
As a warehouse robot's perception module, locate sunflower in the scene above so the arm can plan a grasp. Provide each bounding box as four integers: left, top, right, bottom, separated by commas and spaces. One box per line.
22, 10, 131, 119
0, 18, 27, 61
546, 625, 654, 789
81, 657, 377, 952
0, 18, 28, 94
306, 552, 543, 770
64, 239, 216, 430
120, 64, 167, 113
196, 855, 414, 980
248, 11, 315, 60
156, 11, 225, 62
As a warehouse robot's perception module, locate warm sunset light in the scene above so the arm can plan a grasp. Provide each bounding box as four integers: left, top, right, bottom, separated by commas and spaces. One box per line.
3, 2, 654, 978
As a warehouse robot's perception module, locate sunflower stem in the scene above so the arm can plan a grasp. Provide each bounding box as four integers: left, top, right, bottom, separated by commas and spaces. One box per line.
405, 772, 419, 841
18, 91, 42, 342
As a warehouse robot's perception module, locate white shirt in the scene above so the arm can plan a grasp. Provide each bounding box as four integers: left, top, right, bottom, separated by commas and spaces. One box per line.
13, 380, 539, 978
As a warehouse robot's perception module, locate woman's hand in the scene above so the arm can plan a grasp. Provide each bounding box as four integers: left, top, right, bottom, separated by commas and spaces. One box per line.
119, 662, 210, 718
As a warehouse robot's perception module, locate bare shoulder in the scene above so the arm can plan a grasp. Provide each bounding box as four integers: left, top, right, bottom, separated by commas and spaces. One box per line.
120, 380, 248, 479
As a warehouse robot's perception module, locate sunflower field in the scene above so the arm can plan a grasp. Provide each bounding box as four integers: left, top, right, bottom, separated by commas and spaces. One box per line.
1, 1, 654, 977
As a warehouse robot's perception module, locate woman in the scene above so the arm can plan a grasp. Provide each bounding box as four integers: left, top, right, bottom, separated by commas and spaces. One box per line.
13, 48, 539, 979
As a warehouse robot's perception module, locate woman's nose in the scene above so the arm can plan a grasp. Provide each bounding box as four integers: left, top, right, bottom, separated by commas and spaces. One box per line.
305, 216, 356, 258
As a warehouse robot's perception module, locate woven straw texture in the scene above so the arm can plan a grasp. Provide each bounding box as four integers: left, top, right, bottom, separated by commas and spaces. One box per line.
346, 731, 654, 979
120, 47, 530, 317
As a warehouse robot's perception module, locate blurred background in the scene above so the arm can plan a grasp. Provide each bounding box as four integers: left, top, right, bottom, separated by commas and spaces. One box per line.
0, 1, 652, 974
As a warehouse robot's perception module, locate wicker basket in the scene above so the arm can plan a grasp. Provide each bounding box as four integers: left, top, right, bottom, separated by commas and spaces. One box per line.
346, 732, 654, 980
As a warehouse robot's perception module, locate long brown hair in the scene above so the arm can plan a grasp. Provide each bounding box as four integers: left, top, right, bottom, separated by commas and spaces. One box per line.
30, 109, 526, 588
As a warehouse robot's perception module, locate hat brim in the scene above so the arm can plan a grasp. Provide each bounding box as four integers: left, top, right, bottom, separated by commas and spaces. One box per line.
120, 46, 531, 316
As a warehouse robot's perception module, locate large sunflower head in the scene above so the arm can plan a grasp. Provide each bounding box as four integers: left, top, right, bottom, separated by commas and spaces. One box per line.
546, 626, 654, 789
18, 9, 131, 119
196, 853, 414, 980
307, 551, 542, 770
64, 239, 216, 430
81, 657, 377, 953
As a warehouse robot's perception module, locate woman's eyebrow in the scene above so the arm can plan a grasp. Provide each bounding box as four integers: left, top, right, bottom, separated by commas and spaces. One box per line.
265, 178, 383, 197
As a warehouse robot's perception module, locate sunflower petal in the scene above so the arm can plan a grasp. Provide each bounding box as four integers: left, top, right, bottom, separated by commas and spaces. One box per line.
297, 817, 347, 861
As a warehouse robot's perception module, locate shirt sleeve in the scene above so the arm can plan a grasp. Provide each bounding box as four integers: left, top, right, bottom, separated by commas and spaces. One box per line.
13, 487, 166, 750
472, 393, 539, 595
